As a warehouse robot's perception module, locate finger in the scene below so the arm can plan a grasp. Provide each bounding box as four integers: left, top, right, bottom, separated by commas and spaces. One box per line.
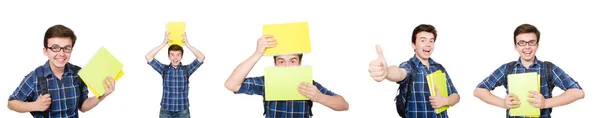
434, 86, 442, 95
368, 66, 383, 72
376, 44, 385, 60
376, 45, 387, 67
370, 71, 385, 77
263, 34, 274, 38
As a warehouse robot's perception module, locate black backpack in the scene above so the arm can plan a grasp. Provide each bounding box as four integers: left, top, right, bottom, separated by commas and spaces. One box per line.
263, 80, 315, 116
31, 65, 83, 118
505, 61, 554, 113
162, 65, 190, 84
395, 62, 445, 117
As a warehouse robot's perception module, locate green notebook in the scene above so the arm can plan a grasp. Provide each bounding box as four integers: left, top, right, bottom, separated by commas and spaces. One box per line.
264, 66, 313, 101
427, 70, 449, 114
507, 72, 540, 117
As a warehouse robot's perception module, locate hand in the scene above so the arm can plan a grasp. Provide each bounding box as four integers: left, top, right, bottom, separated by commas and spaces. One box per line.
298, 82, 324, 103
429, 86, 448, 108
33, 94, 51, 111
182, 32, 188, 46
369, 44, 388, 82
254, 35, 276, 55
504, 93, 521, 109
102, 76, 116, 98
163, 32, 172, 44
527, 91, 547, 109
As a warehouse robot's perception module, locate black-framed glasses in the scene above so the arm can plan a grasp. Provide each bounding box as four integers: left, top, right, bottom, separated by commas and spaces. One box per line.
516, 40, 538, 46
45, 45, 73, 53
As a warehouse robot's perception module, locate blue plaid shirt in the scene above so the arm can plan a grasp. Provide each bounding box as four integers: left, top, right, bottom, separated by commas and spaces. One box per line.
476, 57, 582, 118
9, 61, 88, 118
148, 58, 203, 111
397, 55, 459, 118
234, 76, 337, 118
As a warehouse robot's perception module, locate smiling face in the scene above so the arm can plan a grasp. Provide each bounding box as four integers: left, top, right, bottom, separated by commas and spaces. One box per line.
514, 33, 538, 62
42, 25, 77, 70
412, 31, 435, 60
512, 24, 541, 63
167, 45, 184, 67
44, 37, 73, 69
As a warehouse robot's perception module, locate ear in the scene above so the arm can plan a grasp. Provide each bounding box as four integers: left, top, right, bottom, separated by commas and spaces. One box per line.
514, 44, 518, 52
43, 47, 48, 56
411, 43, 416, 51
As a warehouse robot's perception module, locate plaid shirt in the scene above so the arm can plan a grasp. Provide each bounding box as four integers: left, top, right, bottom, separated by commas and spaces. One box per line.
148, 58, 203, 111
397, 55, 459, 118
234, 76, 337, 118
477, 57, 582, 118
9, 61, 88, 118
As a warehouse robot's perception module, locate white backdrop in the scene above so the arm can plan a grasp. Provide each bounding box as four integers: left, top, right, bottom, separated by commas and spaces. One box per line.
0, 0, 597, 118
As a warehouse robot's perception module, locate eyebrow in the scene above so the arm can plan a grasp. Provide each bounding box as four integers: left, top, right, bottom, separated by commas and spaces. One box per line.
49, 44, 72, 47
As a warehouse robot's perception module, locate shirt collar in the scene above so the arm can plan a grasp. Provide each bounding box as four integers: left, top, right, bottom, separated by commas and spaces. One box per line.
409, 54, 437, 68
42, 60, 76, 77
515, 56, 542, 68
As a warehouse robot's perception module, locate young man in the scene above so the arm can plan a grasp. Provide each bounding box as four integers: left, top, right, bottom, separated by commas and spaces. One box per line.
224, 35, 349, 118
8, 24, 117, 118
369, 24, 460, 118
145, 32, 205, 118
474, 24, 584, 118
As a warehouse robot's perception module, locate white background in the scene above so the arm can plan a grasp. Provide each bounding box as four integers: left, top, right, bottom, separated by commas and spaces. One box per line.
0, 0, 597, 118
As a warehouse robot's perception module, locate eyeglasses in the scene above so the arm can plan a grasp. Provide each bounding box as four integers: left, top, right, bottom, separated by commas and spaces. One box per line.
516, 40, 538, 46
46, 45, 73, 53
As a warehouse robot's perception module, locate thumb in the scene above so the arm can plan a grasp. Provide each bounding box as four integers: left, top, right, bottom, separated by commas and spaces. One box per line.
435, 86, 442, 95
375, 44, 387, 68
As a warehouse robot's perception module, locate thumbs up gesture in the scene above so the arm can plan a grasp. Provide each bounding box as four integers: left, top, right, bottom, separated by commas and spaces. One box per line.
369, 44, 388, 82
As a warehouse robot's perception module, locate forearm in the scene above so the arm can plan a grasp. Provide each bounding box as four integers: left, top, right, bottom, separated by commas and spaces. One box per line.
545, 89, 584, 108
317, 95, 349, 111
8, 100, 36, 113
145, 43, 167, 62
386, 66, 407, 82
446, 93, 460, 106
474, 88, 505, 108
186, 45, 205, 62
79, 96, 105, 112
225, 54, 261, 92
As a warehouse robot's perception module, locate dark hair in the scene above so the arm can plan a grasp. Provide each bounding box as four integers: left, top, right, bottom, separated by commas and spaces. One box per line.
168, 45, 184, 55
273, 53, 303, 61
411, 24, 437, 44
44, 24, 77, 47
513, 24, 540, 44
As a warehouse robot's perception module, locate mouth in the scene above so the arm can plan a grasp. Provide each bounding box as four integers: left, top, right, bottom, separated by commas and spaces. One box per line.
523, 51, 532, 56
423, 49, 431, 54
55, 58, 66, 63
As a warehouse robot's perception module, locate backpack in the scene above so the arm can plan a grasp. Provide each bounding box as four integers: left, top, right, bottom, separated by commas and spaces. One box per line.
395, 62, 445, 118
31, 65, 83, 118
162, 65, 190, 84
263, 80, 315, 116
506, 61, 554, 113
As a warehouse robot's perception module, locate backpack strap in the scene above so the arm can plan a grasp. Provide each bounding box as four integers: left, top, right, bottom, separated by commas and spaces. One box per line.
543, 61, 555, 114
33, 66, 49, 118
506, 61, 517, 75
543, 61, 554, 97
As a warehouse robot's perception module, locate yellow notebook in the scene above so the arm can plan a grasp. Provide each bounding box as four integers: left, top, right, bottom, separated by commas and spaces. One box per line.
426, 70, 449, 114
264, 66, 313, 101
507, 72, 540, 117
262, 22, 311, 55
78, 47, 124, 98
167, 22, 186, 46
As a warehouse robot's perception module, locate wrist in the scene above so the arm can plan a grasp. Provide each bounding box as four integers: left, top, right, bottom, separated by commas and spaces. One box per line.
543, 98, 551, 109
